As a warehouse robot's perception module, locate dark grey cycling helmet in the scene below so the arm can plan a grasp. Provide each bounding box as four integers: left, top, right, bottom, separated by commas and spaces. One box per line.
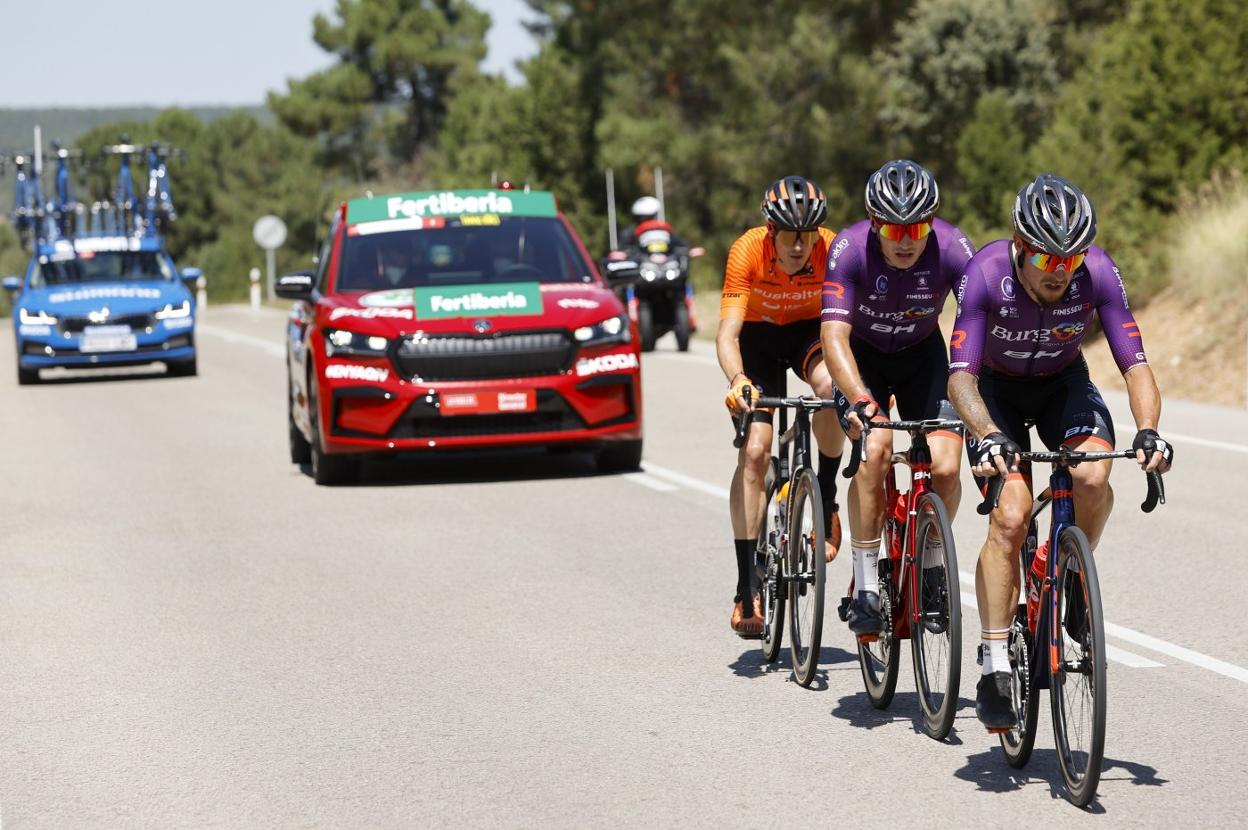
1012, 174, 1097, 256
865, 159, 940, 224
761, 176, 827, 230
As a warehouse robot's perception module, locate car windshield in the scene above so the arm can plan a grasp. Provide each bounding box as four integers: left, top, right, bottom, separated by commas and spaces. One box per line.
336, 216, 594, 292
31, 251, 174, 287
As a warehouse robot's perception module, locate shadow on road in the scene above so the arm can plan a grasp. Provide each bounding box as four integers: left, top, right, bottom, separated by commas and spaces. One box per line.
954, 746, 1167, 810
299, 446, 627, 487
730, 644, 857, 691
830, 690, 975, 745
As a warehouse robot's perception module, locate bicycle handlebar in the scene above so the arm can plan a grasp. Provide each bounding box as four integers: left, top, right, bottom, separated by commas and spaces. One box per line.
841, 417, 964, 479
730, 389, 838, 449
975, 448, 1166, 515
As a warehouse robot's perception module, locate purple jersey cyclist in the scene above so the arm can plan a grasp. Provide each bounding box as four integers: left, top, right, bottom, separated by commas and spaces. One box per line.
819, 159, 973, 639
947, 174, 1174, 733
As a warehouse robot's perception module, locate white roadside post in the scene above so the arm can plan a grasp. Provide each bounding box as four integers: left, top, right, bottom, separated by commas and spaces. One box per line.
249, 267, 261, 311
196, 274, 207, 311
252, 214, 288, 303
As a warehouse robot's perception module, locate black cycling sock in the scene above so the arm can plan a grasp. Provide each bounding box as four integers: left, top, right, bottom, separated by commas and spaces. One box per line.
734, 538, 754, 614
818, 452, 842, 512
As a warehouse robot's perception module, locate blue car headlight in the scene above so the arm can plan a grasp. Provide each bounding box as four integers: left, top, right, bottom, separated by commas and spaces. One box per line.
19, 308, 57, 325
155, 299, 191, 320
573, 314, 631, 347
324, 328, 390, 357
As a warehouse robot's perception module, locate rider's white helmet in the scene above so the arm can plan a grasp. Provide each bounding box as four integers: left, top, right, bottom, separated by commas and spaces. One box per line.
631, 196, 661, 219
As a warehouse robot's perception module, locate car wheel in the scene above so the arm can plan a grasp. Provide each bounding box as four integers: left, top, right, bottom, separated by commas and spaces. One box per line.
597, 439, 643, 473
288, 378, 312, 465
309, 379, 358, 485
17, 363, 38, 385
167, 356, 197, 377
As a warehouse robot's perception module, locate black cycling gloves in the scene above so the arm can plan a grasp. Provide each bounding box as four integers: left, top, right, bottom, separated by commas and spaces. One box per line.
1132, 428, 1174, 467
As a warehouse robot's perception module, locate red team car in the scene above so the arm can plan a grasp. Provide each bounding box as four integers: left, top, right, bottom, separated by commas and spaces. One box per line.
277, 188, 644, 484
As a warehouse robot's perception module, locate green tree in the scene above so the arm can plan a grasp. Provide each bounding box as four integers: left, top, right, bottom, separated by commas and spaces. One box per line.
952, 90, 1029, 235
268, 0, 489, 177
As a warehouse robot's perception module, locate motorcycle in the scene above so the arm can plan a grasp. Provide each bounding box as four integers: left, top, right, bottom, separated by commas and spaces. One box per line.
603, 221, 704, 352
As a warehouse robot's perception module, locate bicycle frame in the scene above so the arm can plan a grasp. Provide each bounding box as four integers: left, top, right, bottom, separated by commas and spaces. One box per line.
842, 419, 957, 640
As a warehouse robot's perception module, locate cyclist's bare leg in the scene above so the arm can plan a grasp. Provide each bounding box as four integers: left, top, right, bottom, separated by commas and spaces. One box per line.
975, 475, 1031, 632
805, 357, 846, 559
730, 419, 773, 540
1067, 448, 1114, 548
929, 433, 964, 520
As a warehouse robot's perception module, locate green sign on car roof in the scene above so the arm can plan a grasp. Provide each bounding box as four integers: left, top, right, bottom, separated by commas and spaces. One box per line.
347, 189, 557, 224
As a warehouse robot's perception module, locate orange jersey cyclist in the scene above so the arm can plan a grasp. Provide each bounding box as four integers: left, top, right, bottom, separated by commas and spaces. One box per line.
719, 176, 847, 637
947, 174, 1174, 730
820, 159, 975, 637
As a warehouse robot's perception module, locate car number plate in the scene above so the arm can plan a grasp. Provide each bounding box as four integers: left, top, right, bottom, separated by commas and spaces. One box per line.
441, 390, 536, 416
81, 325, 137, 353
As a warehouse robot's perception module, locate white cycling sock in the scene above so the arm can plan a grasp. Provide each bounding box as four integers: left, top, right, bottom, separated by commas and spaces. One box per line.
852, 539, 881, 595
981, 628, 1010, 675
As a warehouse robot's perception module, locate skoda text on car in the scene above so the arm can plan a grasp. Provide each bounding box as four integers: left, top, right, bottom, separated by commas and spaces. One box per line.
5, 236, 200, 385
279, 188, 644, 485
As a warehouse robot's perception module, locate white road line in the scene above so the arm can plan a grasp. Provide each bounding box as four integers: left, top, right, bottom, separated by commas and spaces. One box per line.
197, 324, 286, 359
1113, 422, 1248, 455
1102, 621, 1248, 683
641, 461, 731, 499
622, 472, 679, 493
955, 574, 1162, 668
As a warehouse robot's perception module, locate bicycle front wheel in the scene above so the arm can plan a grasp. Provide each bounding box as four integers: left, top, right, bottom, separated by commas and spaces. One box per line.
857, 564, 899, 709
1049, 525, 1106, 807
758, 478, 786, 664
786, 469, 826, 687
1000, 604, 1040, 767
909, 492, 962, 740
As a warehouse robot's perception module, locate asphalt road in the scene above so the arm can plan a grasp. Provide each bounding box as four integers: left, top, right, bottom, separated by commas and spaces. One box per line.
1, 305, 1245, 827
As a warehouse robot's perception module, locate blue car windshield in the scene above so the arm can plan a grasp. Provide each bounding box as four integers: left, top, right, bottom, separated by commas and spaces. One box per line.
336, 216, 594, 292
31, 252, 174, 287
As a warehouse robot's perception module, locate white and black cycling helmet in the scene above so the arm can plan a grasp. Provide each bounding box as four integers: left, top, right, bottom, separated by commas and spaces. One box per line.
1012, 174, 1097, 256
631, 196, 661, 220
865, 159, 940, 224
760, 176, 828, 230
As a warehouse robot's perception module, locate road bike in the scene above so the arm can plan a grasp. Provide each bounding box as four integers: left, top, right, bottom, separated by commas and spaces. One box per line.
979, 447, 1165, 806
102, 135, 142, 234
6, 152, 45, 248
46, 141, 82, 240
143, 142, 180, 236
733, 392, 836, 687
837, 418, 963, 739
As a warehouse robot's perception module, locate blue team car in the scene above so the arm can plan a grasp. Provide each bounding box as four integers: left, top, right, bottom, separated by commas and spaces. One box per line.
4, 236, 201, 384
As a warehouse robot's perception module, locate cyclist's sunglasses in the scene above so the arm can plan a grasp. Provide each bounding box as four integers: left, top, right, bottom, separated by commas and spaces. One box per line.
1025, 246, 1086, 273
872, 219, 932, 242
769, 226, 820, 248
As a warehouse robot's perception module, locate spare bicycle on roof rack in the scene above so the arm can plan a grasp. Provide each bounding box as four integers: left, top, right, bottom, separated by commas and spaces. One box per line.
2, 129, 204, 385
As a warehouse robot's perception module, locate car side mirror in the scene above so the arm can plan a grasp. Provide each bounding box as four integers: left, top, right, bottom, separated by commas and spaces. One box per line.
276, 271, 315, 300
2, 275, 19, 295
180, 267, 203, 288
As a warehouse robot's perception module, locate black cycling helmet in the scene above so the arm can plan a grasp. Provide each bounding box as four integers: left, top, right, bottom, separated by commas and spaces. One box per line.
865, 159, 940, 224
1012, 174, 1097, 256
761, 176, 828, 230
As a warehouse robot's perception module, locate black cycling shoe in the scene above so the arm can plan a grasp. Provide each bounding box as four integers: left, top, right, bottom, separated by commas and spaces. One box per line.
921, 566, 949, 634
1063, 575, 1088, 643
847, 590, 885, 636
975, 671, 1018, 731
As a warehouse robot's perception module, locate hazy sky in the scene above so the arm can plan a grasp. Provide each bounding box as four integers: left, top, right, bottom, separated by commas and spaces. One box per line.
3, 0, 539, 108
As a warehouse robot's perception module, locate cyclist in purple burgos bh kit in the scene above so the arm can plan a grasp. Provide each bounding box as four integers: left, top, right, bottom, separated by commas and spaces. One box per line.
821, 159, 974, 637
947, 174, 1174, 732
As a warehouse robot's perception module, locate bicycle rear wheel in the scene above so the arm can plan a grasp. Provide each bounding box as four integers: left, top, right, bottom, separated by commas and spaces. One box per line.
786, 469, 826, 687
758, 478, 786, 664
1049, 526, 1106, 807
1000, 604, 1040, 767
857, 563, 899, 709
909, 492, 962, 740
